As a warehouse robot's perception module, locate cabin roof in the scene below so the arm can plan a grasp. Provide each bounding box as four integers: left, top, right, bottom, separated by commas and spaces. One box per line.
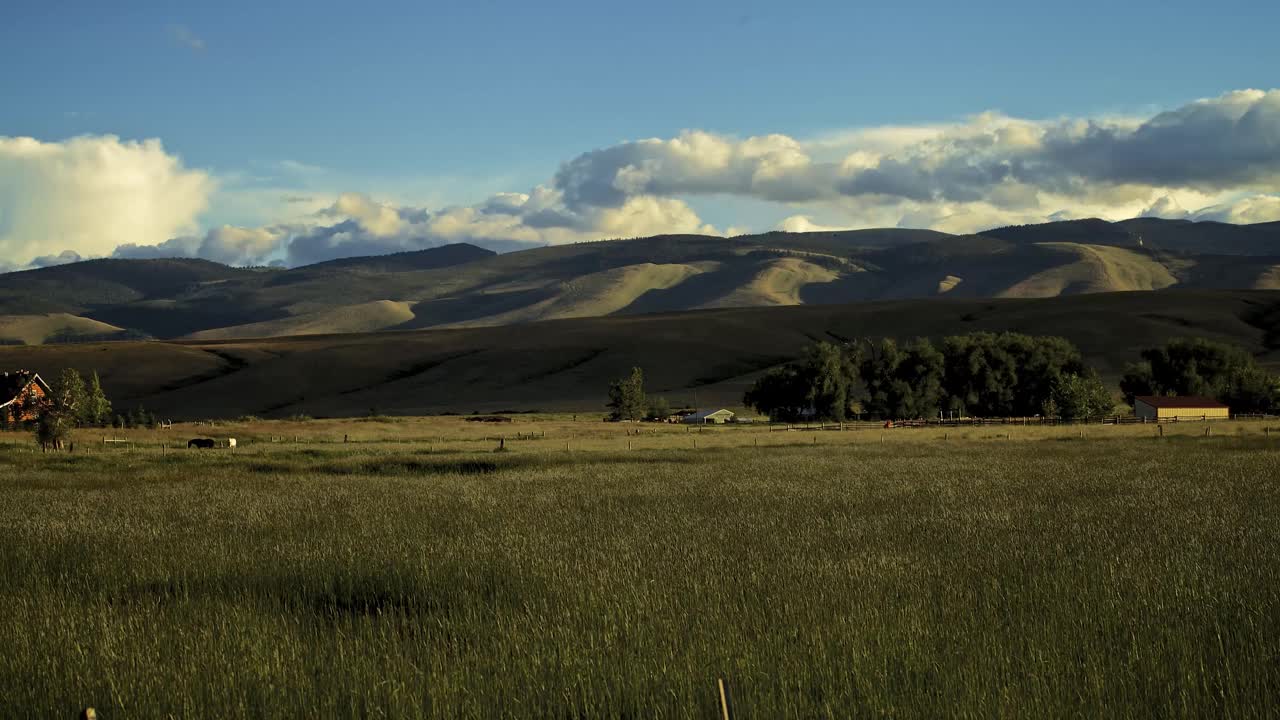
1134, 395, 1228, 409
0, 371, 49, 407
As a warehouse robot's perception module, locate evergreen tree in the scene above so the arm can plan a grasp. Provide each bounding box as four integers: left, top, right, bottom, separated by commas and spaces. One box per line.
606, 367, 647, 421
84, 371, 112, 427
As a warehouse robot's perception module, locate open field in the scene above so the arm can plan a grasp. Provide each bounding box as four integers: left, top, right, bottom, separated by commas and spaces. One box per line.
2, 416, 1279, 717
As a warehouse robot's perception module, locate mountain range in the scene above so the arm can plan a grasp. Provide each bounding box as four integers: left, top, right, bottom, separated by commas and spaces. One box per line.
3, 217, 1280, 345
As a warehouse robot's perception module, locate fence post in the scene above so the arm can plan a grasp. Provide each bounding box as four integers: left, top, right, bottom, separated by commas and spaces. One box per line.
717, 677, 734, 720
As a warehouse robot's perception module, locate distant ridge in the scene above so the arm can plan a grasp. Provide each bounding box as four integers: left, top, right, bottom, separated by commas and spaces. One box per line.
0, 219, 1278, 342
294, 243, 496, 273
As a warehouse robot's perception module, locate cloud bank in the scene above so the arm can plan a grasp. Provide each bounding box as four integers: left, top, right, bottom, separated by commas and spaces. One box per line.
3, 89, 1280, 270
0, 135, 214, 266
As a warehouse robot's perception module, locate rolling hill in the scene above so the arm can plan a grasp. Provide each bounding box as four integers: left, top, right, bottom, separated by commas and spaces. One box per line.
0, 314, 133, 346
1, 218, 1280, 343
2, 289, 1278, 419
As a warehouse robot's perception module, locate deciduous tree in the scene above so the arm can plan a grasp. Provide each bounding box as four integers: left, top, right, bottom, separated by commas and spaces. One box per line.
607, 367, 647, 421
1120, 338, 1278, 412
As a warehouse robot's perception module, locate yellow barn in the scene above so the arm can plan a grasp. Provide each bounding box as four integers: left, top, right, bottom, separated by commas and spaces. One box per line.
1133, 395, 1230, 421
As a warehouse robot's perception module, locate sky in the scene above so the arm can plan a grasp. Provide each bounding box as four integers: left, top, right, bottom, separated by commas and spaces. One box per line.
2, 0, 1280, 269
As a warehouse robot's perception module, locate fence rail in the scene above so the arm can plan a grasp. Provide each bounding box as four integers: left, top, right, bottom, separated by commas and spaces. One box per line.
765, 414, 1280, 432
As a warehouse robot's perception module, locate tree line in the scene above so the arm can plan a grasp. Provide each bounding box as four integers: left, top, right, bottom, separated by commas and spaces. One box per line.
744, 333, 1280, 422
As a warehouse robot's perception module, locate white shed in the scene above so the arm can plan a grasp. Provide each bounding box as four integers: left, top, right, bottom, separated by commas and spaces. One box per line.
683, 408, 736, 424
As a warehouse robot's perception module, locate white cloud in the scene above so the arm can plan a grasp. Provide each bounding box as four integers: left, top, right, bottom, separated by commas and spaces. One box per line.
168, 24, 206, 52
327, 192, 405, 236
0, 135, 214, 265
1191, 195, 1280, 224
1142, 195, 1190, 219
776, 215, 852, 233
198, 225, 287, 265
548, 89, 1280, 234
6, 89, 1280, 272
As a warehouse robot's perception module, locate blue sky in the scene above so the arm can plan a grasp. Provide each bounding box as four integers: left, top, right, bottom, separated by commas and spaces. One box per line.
3, 0, 1280, 267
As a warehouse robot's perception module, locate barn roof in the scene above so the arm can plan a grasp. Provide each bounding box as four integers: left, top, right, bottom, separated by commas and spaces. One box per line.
0, 371, 48, 407
1134, 395, 1228, 409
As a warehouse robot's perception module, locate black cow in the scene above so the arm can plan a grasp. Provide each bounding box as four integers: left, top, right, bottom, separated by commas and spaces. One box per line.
188, 438, 216, 449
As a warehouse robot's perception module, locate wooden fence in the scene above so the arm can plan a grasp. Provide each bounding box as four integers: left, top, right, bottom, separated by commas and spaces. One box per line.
765, 414, 1280, 432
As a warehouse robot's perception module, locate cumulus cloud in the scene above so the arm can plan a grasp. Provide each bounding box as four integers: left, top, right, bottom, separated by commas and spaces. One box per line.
282, 191, 721, 266
111, 236, 202, 260
322, 193, 405, 236
547, 89, 1280, 233
29, 250, 84, 268
111, 225, 286, 265
776, 215, 852, 233
0, 135, 214, 265
6, 89, 1280, 272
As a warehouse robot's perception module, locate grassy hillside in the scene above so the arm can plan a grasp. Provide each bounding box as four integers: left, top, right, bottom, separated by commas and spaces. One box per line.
187, 301, 417, 340
998, 243, 1178, 297
2, 220, 1279, 341
0, 258, 259, 315
2, 289, 1277, 418
0, 314, 131, 346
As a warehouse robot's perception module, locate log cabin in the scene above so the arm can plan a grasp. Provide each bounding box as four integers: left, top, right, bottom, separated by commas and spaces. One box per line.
0, 371, 52, 423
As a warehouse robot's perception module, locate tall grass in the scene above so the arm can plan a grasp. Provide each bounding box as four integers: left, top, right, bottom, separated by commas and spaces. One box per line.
1, 434, 1277, 717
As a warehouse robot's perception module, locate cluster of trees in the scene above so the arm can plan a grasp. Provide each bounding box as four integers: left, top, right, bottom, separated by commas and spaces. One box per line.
746, 333, 1280, 422
1121, 338, 1279, 413
605, 367, 672, 421
745, 332, 1117, 422
2, 369, 114, 450
116, 405, 161, 430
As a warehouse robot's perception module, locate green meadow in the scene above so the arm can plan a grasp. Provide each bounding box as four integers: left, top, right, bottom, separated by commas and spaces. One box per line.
2, 420, 1278, 718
